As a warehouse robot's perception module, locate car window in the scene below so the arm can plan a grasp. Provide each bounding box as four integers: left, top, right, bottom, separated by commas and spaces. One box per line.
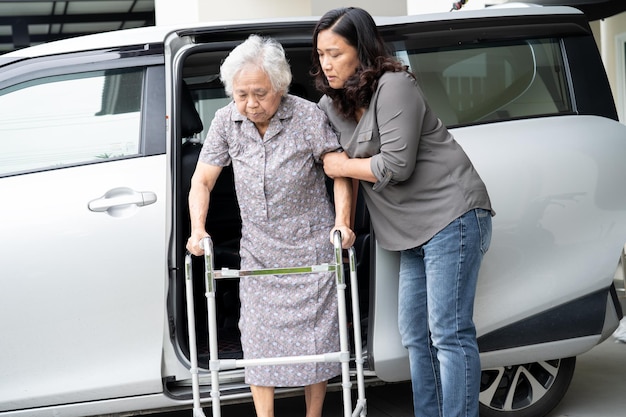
395, 39, 572, 126
191, 87, 230, 142
0, 67, 144, 176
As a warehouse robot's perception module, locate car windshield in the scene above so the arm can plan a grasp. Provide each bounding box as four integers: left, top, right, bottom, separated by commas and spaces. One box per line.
394, 38, 572, 126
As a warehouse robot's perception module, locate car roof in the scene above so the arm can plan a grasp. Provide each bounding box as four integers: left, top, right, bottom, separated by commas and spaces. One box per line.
3, 4, 582, 59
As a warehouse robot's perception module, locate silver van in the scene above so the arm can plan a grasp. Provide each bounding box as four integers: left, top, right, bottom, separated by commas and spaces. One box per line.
0, 4, 624, 417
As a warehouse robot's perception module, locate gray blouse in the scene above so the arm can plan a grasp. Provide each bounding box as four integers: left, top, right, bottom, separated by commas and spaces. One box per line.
319, 71, 494, 251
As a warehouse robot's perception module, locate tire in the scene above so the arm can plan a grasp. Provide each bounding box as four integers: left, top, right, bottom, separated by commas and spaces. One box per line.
479, 357, 576, 417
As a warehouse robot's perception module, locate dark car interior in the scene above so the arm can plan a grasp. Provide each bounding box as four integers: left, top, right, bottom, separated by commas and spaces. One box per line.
174, 46, 372, 366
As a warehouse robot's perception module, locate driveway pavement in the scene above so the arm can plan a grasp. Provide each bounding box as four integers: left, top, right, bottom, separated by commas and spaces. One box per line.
548, 332, 626, 417
158, 328, 626, 417
205, 331, 626, 417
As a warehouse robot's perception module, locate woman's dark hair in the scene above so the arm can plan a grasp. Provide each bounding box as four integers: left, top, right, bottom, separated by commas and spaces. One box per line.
311, 7, 408, 120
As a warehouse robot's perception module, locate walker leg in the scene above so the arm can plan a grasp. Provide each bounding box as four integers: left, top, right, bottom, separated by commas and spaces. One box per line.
202, 238, 221, 417
333, 232, 353, 417
348, 247, 367, 416
184, 254, 207, 417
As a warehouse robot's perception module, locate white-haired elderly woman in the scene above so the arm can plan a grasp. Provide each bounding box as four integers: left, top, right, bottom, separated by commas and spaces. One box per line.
186, 34, 355, 417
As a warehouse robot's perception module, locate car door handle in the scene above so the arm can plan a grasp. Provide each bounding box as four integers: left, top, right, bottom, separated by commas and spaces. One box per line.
88, 187, 157, 212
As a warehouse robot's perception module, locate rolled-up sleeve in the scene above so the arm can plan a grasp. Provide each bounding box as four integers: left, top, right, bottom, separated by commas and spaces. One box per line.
370, 73, 426, 191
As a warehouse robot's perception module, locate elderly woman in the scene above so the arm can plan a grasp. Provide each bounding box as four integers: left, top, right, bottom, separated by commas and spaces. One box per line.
186, 35, 355, 417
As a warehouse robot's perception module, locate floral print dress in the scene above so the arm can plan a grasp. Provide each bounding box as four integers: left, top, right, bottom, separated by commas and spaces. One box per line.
198, 95, 342, 386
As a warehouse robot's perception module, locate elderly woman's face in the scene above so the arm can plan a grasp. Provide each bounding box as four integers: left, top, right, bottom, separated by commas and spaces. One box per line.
232, 65, 282, 129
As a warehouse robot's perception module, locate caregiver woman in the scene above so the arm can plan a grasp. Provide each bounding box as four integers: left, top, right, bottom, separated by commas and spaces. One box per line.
313, 7, 495, 417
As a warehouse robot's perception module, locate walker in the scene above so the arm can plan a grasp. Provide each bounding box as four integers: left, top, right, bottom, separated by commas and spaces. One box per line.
183, 231, 367, 417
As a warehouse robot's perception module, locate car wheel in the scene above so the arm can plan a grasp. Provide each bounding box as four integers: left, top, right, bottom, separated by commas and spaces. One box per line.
479, 357, 576, 417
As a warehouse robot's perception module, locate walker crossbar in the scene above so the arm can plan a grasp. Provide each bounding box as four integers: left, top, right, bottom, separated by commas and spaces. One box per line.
183, 231, 367, 417
210, 351, 347, 371
213, 263, 337, 278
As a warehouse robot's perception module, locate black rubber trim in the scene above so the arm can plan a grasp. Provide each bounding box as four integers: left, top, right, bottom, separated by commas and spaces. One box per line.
609, 284, 624, 319
478, 287, 609, 352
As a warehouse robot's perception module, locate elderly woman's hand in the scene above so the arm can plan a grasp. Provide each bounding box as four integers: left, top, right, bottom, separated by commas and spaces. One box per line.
330, 225, 356, 249
186, 231, 210, 256
322, 151, 349, 179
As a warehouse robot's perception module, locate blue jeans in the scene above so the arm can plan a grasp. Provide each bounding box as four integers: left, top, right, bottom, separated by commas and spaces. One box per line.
398, 209, 492, 417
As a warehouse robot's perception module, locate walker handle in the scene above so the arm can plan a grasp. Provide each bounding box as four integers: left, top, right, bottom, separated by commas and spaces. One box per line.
333, 229, 343, 251
199, 235, 213, 254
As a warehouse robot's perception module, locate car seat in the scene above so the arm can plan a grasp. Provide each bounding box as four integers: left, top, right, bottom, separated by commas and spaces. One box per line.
179, 81, 242, 359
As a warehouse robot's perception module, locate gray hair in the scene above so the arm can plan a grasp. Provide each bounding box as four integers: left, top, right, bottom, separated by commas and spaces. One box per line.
220, 35, 292, 97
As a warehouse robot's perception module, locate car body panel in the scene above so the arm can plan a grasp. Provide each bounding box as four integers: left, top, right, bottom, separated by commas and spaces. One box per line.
462, 116, 626, 333
0, 157, 167, 411
368, 115, 626, 380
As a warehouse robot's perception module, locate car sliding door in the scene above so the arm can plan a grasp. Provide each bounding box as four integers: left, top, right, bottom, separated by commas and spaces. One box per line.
0, 53, 168, 413
369, 29, 626, 381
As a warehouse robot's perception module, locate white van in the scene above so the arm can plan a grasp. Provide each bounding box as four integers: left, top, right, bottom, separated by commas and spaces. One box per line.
1, 4, 624, 417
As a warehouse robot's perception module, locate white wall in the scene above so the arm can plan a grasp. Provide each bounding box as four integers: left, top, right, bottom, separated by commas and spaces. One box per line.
154, 0, 201, 25
154, 0, 509, 25
600, 13, 626, 122
310, 0, 406, 16
154, 0, 402, 24
198, 0, 312, 22
406, 0, 506, 15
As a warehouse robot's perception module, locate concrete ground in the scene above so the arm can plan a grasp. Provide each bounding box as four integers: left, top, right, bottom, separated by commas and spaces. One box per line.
209, 331, 626, 417
548, 331, 626, 417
